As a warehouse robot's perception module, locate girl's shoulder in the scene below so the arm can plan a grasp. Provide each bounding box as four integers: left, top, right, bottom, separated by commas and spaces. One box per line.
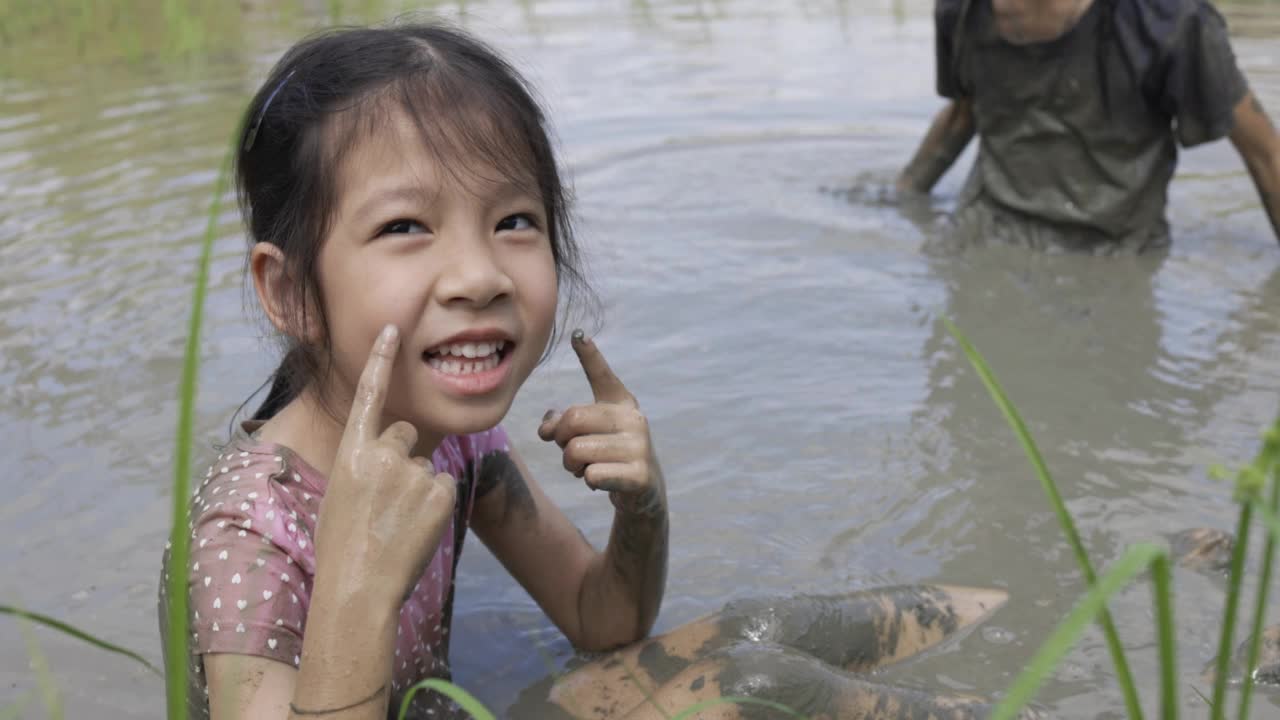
190, 435, 325, 565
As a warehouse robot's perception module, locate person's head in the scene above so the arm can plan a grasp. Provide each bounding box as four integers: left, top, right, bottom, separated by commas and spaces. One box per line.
237, 20, 592, 438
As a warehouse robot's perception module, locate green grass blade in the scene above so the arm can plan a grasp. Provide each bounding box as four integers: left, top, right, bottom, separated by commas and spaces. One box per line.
1211, 501, 1254, 719
941, 317, 1143, 720
1250, 496, 1280, 548
622, 660, 672, 720
1149, 553, 1178, 720
0, 604, 160, 676
397, 679, 496, 720
990, 544, 1165, 720
1238, 465, 1280, 720
0, 689, 34, 720
669, 696, 809, 720
19, 617, 62, 720
164, 135, 237, 720
1192, 684, 1212, 707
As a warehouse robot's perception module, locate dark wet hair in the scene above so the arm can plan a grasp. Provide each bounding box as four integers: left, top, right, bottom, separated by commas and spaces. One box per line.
233, 20, 594, 422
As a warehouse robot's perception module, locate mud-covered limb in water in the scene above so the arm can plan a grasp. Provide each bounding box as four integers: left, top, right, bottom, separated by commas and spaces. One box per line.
1168, 528, 1280, 686
547, 585, 1008, 719
613, 643, 1047, 720
1200, 624, 1280, 688
896, 98, 975, 195
1169, 527, 1236, 575
712, 585, 1007, 673
1228, 91, 1280, 244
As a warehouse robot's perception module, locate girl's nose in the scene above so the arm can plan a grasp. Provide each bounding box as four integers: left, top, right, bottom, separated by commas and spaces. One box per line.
435, 234, 515, 308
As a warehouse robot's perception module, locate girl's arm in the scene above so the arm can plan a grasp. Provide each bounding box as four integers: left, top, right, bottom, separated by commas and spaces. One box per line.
203, 326, 457, 719
205, 593, 396, 720
1228, 91, 1280, 243
472, 332, 668, 651
470, 446, 667, 652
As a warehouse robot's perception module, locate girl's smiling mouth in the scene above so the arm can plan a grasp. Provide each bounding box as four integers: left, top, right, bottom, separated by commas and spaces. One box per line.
422, 334, 514, 395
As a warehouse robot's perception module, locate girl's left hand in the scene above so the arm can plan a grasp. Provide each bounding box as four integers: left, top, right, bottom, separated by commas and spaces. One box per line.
538, 330, 664, 517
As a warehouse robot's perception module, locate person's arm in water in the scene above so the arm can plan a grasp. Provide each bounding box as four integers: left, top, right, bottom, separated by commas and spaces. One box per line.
895, 98, 975, 194
471, 333, 667, 652
1229, 91, 1280, 243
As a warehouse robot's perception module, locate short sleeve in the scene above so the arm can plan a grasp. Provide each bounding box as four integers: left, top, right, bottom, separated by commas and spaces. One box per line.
1158, 0, 1248, 147
188, 490, 309, 668
935, 0, 968, 99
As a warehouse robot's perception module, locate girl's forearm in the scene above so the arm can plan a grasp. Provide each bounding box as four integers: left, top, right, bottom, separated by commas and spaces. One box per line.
289, 583, 398, 719
576, 486, 669, 651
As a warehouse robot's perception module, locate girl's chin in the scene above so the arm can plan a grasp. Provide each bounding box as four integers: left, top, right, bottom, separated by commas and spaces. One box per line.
407, 395, 517, 439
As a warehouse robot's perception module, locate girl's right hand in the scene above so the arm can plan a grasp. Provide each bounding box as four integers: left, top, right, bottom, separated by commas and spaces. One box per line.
312, 324, 457, 612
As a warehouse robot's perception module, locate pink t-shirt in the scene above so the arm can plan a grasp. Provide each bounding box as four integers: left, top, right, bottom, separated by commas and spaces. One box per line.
159, 424, 510, 719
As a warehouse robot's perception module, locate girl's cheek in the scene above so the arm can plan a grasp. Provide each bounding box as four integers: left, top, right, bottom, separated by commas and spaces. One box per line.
530, 266, 560, 333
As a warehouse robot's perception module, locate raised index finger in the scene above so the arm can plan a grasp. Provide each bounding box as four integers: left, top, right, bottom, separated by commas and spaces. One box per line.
346, 324, 400, 442
571, 329, 631, 404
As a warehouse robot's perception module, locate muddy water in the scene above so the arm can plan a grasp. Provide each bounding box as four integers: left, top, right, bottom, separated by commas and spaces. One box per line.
3, 1, 1280, 717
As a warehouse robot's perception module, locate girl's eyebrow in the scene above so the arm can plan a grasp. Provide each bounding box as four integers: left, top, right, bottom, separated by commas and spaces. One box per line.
488, 179, 540, 207
351, 186, 431, 219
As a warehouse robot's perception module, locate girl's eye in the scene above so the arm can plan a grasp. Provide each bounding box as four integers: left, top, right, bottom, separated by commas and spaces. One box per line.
496, 214, 538, 232
380, 219, 428, 235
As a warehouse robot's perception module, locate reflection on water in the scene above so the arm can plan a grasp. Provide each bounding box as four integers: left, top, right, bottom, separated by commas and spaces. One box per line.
3, 1, 1280, 717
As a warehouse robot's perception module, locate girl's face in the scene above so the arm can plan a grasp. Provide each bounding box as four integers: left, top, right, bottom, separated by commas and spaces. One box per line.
312, 107, 559, 441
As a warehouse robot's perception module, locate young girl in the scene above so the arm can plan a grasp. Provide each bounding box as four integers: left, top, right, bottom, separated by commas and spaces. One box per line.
161, 21, 1024, 720
158, 21, 668, 719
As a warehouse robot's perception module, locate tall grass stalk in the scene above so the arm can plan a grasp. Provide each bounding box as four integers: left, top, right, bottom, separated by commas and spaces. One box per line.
668, 697, 808, 720
1209, 428, 1280, 720
397, 679, 497, 720
163, 134, 237, 720
0, 604, 161, 676
1237, 463, 1280, 719
0, 690, 35, 720
623, 660, 672, 720
20, 618, 63, 720
1210, 500, 1253, 720
1150, 551, 1178, 720
941, 317, 1144, 720
989, 544, 1173, 720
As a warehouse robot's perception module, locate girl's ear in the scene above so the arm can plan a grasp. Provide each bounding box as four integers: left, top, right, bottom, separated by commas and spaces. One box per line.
250, 243, 322, 344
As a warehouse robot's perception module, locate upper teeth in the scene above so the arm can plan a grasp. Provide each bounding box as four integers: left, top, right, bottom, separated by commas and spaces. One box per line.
431, 340, 505, 358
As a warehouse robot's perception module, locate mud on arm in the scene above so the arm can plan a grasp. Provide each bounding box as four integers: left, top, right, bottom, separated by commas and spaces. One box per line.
896, 98, 975, 194
579, 458, 669, 649
471, 447, 666, 651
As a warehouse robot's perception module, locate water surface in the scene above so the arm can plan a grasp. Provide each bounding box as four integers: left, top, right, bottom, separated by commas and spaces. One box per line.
3, 1, 1280, 717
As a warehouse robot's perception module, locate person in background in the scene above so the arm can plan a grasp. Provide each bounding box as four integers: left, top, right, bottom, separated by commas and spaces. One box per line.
897, 0, 1280, 253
